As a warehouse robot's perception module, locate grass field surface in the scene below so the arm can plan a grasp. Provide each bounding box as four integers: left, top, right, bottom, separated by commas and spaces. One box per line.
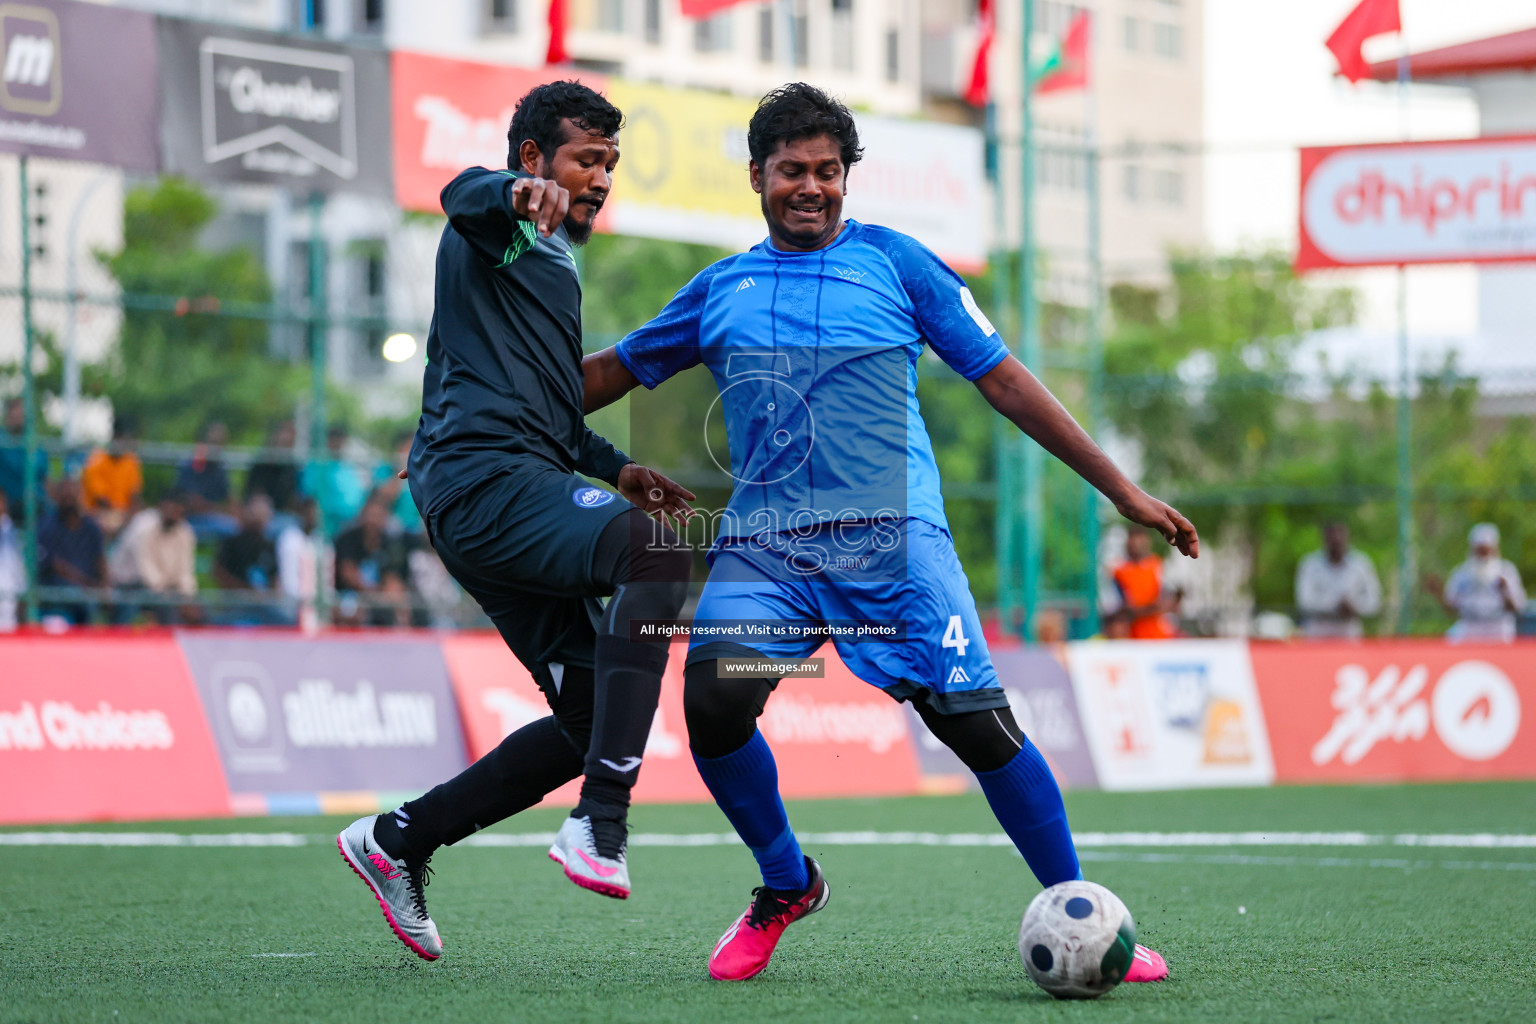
4, 782, 1534, 1024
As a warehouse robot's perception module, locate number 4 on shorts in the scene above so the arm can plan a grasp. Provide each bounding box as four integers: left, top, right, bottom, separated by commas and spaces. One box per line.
942, 614, 970, 656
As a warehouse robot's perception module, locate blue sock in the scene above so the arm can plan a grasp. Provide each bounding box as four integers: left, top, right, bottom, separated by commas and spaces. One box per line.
692, 730, 809, 891
975, 738, 1082, 886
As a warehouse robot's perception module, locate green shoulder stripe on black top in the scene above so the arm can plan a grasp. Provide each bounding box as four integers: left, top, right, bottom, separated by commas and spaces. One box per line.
498, 219, 538, 267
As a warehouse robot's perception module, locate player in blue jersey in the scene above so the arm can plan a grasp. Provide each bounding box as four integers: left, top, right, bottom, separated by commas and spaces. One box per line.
582, 84, 1196, 982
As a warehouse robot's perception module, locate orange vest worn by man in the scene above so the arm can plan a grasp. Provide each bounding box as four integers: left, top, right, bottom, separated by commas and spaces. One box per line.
1113, 554, 1177, 639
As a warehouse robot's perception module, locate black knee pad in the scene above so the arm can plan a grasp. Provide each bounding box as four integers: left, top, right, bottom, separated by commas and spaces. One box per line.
682, 660, 777, 759
914, 702, 1025, 774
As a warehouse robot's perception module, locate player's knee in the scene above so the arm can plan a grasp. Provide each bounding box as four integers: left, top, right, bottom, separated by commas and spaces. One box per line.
683, 660, 769, 759
916, 703, 1026, 775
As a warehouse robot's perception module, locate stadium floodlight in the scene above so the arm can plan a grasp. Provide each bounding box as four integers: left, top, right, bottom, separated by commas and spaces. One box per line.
382, 333, 418, 362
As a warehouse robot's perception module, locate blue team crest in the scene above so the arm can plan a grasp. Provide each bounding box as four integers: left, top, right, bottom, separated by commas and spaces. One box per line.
572, 486, 617, 508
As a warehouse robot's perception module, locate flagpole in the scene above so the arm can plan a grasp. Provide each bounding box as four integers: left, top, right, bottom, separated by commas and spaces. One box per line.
1019, 0, 1042, 641
1082, 14, 1103, 637
1393, 34, 1413, 635
988, 97, 1020, 634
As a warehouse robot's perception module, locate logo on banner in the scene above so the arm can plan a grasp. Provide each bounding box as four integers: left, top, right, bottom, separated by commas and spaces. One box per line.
200, 37, 356, 179
1311, 660, 1520, 766
282, 680, 438, 748
761, 692, 909, 754
0, 4, 60, 116
0, 700, 174, 751
413, 93, 512, 171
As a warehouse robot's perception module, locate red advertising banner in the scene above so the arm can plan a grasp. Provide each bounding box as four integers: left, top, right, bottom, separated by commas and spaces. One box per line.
391, 51, 606, 213
0, 635, 232, 824
1253, 642, 1536, 783
441, 636, 922, 804
1297, 135, 1536, 271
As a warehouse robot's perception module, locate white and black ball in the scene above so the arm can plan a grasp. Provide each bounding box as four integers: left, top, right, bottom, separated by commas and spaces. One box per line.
1018, 880, 1137, 999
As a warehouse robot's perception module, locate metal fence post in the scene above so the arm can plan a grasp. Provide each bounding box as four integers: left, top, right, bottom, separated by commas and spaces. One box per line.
1018, 0, 1042, 641
307, 191, 329, 625
19, 155, 39, 624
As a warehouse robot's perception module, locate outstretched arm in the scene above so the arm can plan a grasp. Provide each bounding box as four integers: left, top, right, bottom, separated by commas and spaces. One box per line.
974, 355, 1199, 558
583, 347, 643, 414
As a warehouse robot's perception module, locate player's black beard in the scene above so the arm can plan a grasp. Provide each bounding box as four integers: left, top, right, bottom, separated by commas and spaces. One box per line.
564, 198, 603, 245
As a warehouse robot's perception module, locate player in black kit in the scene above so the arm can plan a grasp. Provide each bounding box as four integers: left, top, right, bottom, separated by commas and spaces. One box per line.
337, 82, 695, 961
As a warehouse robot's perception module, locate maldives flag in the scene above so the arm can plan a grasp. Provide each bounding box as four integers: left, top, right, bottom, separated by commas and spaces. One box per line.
1325, 0, 1401, 83
680, 0, 754, 17
1036, 10, 1090, 95
964, 0, 996, 107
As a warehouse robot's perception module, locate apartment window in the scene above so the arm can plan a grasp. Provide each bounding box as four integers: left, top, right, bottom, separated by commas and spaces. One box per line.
1152, 22, 1182, 59
355, 0, 383, 32
484, 0, 516, 33
831, 0, 854, 71
644, 0, 661, 43
1123, 164, 1141, 202
694, 11, 732, 52
292, 0, 327, 30
595, 0, 624, 33
759, 4, 774, 61
791, 6, 808, 67
885, 27, 899, 82
1122, 16, 1138, 52
1153, 168, 1183, 206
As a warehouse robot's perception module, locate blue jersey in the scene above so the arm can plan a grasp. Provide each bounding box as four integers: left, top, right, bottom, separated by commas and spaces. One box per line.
616, 220, 1007, 540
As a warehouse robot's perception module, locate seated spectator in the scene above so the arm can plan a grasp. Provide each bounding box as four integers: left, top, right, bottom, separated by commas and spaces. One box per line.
277, 497, 326, 627
1433, 523, 1527, 643
110, 490, 200, 625
81, 416, 144, 537
245, 420, 301, 517
1112, 529, 1181, 639
176, 421, 237, 539
214, 495, 288, 625
1295, 522, 1381, 639
0, 395, 48, 525
37, 478, 106, 624
333, 492, 410, 627
0, 489, 24, 631
303, 423, 369, 537
374, 429, 423, 536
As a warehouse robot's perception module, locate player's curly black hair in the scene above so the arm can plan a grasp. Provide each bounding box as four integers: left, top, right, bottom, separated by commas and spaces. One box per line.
747, 83, 864, 171
506, 80, 624, 170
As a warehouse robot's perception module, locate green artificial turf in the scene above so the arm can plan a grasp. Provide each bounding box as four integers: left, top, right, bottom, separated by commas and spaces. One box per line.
3, 782, 1533, 1024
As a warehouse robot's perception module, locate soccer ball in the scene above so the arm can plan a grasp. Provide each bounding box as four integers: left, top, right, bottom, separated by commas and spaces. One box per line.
1018, 880, 1137, 999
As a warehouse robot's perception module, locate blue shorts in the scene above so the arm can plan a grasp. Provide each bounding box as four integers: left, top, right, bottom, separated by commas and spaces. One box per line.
685, 519, 1006, 714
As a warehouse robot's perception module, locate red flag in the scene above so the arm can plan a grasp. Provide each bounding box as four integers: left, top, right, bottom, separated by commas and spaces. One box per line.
1036, 11, 1090, 95
1325, 0, 1401, 83
680, 0, 754, 17
546, 0, 569, 64
964, 0, 995, 107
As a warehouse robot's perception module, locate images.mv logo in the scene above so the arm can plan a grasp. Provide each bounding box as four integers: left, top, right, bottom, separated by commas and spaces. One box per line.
0, 4, 61, 116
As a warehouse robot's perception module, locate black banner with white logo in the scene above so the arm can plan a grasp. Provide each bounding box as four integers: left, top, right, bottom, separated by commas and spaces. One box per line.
0, 0, 159, 169
157, 18, 390, 196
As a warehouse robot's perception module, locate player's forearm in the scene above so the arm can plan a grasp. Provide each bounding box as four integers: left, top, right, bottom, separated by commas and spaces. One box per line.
582, 348, 641, 413
975, 358, 1136, 505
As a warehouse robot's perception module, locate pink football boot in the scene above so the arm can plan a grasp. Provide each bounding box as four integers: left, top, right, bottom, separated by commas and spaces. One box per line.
1124, 943, 1169, 982
708, 856, 830, 981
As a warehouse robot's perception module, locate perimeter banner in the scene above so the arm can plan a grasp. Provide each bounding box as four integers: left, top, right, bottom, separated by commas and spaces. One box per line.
391, 50, 606, 213
1064, 640, 1274, 791
176, 633, 467, 800
906, 648, 1098, 789
0, 0, 159, 170
157, 17, 392, 196
443, 637, 920, 804
0, 635, 231, 824
1252, 642, 1536, 784
1297, 135, 1536, 271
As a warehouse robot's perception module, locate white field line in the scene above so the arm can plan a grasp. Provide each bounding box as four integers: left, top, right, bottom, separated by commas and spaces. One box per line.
1079, 851, 1536, 872
3, 830, 1535, 850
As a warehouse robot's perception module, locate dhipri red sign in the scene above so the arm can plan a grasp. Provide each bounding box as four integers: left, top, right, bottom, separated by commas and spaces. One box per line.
1297, 135, 1536, 270
391, 51, 606, 214
1253, 642, 1535, 783
0, 635, 232, 824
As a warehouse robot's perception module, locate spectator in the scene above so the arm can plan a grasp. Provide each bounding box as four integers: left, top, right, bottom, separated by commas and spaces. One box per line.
0, 395, 48, 525
0, 489, 24, 631
374, 429, 423, 536
214, 494, 287, 625
244, 420, 301, 516
1112, 529, 1181, 639
1434, 523, 1527, 643
277, 497, 325, 623
176, 421, 237, 539
110, 490, 199, 624
303, 423, 369, 537
37, 478, 106, 624
333, 492, 411, 627
1295, 522, 1382, 639
81, 416, 144, 537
